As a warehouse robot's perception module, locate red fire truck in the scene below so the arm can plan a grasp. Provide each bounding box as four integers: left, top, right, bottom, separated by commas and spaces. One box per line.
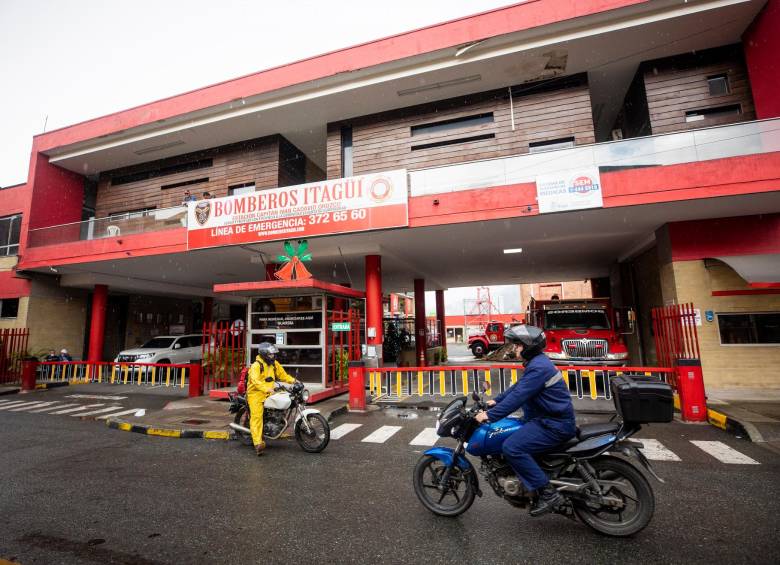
467, 321, 514, 358
526, 298, 631, 366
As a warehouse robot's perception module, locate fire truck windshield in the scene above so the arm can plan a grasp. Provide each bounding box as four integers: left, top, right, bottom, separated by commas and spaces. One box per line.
545, 310, 610, 330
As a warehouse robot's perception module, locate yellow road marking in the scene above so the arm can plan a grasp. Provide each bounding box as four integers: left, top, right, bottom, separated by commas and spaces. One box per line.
147, 428, 182, 438
707, 409, 727, 430
204, 431, 230, 440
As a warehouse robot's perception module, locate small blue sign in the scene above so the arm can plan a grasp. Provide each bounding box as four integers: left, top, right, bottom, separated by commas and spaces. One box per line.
705, 310, 714, 323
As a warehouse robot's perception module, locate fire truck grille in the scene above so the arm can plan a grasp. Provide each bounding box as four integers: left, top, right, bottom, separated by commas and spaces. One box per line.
561, 339, 609, 359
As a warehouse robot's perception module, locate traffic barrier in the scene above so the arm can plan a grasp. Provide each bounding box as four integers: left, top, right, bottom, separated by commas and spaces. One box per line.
37, 361, 195, 389
360, 365, 675, 402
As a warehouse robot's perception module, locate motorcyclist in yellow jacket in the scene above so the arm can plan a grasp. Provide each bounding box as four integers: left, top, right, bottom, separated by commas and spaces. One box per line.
247, 342, 297, 455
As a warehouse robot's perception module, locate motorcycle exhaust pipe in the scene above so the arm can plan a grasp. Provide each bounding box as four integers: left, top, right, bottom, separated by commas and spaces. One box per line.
229, 423, 251, 434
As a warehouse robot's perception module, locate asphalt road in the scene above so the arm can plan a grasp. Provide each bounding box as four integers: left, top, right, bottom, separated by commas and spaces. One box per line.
1, 402, 778, 564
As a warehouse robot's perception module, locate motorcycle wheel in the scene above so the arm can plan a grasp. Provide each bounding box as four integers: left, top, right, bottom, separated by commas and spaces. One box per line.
572, 456, 655, 537
413, 455, 475, 517
294, 413, 330, 453
233, 408, 253, 446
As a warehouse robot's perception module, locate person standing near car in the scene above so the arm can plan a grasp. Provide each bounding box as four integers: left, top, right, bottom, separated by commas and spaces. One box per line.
247, 342, 297, 456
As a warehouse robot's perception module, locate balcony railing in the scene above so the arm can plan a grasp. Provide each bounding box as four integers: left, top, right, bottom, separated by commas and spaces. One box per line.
25, 118, 780, 249
27, 206, 187, 248
408, 117, 780, 196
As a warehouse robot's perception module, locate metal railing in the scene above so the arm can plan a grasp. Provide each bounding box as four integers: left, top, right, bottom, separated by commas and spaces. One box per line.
27, 206, 188, 248
409, 117, 780, 196
38, 361, 192, 388
366, 365, 675, 401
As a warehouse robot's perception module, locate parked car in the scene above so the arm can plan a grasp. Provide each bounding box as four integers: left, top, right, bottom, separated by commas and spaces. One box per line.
115, 335, 204, 365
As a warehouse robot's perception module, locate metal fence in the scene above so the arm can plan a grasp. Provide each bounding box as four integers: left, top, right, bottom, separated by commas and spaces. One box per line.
0, 328, 29, 385
366, 364, 675, 402
38, 361, 192, 388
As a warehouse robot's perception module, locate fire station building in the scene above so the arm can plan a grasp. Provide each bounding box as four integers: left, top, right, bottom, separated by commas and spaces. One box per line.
1, 0, 779, 391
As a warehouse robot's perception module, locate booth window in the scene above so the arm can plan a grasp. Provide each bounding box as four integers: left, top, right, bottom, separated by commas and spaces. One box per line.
0, 298, 20, 318
340, 126, 353, 177
0, 213, 21, 256
717, 312, 780, 345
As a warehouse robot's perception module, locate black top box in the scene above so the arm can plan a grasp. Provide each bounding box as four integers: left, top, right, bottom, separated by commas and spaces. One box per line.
610, 375, 674, 423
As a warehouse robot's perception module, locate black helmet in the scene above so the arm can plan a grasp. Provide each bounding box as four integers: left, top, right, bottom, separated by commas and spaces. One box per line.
504, 324, 546, 361
258, 342, 279, 364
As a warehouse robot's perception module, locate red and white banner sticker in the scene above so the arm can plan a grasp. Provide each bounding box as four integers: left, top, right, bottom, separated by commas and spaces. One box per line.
187, 170, 408, 250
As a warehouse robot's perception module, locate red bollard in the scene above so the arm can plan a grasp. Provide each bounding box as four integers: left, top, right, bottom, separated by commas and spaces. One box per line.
21, 359, 38, 391
348, 362, 366, 411
188, 363, 204, 398
676, 359, 707, 422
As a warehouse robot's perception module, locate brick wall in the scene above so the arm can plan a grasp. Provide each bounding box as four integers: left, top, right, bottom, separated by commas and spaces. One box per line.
25, 279, 88, 359
661, 259, 780, 388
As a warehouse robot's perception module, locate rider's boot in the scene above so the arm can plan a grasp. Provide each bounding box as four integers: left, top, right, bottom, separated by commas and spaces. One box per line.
529, 484, 563, 517
255, 442, 266, 456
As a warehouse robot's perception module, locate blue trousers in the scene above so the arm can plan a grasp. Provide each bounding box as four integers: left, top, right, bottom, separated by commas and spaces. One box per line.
502, 418, 577, 491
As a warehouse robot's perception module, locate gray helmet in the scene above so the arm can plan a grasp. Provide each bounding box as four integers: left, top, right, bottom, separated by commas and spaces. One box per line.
258, 342, 279, 364
504, 324, 546, 361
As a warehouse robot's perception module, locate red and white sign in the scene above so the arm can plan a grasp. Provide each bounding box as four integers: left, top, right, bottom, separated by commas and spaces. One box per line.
187, 170, 408, 249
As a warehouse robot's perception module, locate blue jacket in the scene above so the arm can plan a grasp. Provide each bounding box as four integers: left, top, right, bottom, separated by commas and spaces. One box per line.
487, 354, 575, 422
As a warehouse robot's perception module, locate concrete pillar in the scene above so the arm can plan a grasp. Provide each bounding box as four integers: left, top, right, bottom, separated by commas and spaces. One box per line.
365, 255, 383, 359
414, 278, 426, 366
87, 284, 108, 363
435, 289, 447, 357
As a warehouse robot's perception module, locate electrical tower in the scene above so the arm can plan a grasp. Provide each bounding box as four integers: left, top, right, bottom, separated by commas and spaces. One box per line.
463, 286, 499, 335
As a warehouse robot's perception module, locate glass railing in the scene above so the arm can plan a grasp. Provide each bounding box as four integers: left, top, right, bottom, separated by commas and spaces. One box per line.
27, 206, 187, 248
26, 118, 780, 249
408, 118, 780, 196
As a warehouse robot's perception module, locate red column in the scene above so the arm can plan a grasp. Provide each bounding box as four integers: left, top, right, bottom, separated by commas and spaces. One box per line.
414, 278, 426, 366
365, 255, 383, 359
87, 284, 108, 363
435, 289, 446, 355
265, 262, 278, 281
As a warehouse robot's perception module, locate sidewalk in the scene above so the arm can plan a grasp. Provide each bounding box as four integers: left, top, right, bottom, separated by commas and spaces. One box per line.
105, 393, 349, 439
707, 388, 780, 448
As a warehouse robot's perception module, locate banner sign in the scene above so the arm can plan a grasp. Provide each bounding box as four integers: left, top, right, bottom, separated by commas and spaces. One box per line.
535, 167, 603, 214
187, 170, 408, 249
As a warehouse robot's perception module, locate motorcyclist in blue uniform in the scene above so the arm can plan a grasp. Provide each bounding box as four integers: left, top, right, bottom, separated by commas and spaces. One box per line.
475, 324, 576, 516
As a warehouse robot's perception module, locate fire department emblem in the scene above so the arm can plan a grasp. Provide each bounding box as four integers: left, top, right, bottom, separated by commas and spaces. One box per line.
194, 201, 211, 226
369, 176, 393, 203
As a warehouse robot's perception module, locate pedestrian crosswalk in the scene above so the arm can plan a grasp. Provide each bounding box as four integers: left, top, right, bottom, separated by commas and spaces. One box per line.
328, 421, 763, 465
0, 397, 143, 421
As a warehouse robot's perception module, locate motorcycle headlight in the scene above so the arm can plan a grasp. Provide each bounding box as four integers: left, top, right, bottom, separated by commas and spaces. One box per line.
302, 389, 310, 402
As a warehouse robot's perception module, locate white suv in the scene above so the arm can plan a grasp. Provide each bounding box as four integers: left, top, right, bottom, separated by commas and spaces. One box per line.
115, 335, 204, 365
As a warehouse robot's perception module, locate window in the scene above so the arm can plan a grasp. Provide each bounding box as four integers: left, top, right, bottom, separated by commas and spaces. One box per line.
0, 298, 19, 318
340, 126, 353, 177
529, 137, 575, 153
229, 183, 256, 196
108, 207, 156, 221
718, 313, 780, 345
110, 159, 213, 186
0, 214, 21, 256
685, 104, 741, 122
161, 178, 209, 190
411, 113, 494, 136
411, 134, 495, 151
707, 74, 730, 96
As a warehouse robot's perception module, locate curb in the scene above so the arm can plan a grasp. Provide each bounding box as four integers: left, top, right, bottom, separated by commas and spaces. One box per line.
106, 419, 231, 440
0, 388, 20, 396
35, 381, 70, 390
706, 406, 758, 441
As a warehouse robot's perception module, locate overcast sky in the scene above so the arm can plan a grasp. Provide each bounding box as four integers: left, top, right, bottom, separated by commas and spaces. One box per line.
0, 0, 531, 313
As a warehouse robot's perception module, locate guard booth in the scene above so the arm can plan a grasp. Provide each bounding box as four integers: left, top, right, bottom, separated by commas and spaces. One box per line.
213, 279, 364, 402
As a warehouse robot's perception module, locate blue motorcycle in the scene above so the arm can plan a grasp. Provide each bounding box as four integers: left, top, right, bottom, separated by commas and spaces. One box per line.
413, 378, 671, 537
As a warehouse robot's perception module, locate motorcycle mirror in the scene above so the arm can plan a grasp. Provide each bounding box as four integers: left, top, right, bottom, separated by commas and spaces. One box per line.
480, 380, 490, 393
471, 391, 481, 403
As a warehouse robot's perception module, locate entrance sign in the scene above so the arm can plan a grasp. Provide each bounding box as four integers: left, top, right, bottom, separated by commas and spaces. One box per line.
187, 170, 409, 249
331, 322, 351, 331
535, 167, 603, 214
